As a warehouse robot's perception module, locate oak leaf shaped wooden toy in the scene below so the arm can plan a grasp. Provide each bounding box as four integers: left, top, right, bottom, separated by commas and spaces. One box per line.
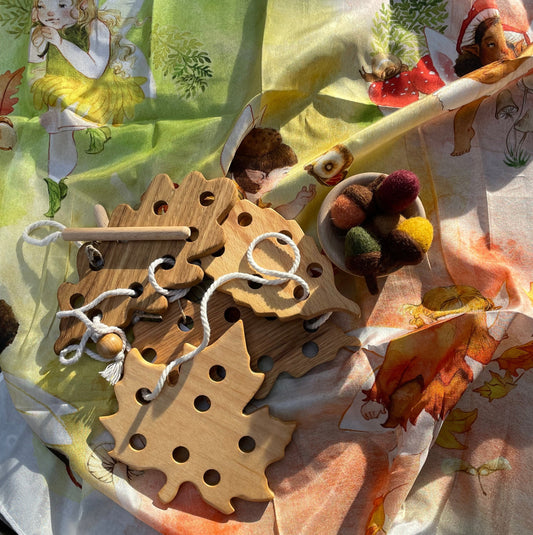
55, 172, 237, 353
201, 199, 360, 320
132, 292, 360, 398
100, 321, 295, 514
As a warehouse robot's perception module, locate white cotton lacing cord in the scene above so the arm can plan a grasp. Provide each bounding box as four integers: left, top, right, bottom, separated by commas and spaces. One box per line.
56, 288, 136, 384
22, 220, 82, 249
142, 232, 311, 402
148, 257, 190, 303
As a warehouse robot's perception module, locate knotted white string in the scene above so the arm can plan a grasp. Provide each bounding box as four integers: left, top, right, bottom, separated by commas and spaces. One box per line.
22, 220, 81, 247
148, 257, 190, 303
142, 232, 310, 402
57, 288, 136, 384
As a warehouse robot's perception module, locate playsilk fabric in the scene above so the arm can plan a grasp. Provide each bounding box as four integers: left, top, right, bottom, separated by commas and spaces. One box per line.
2, 0, 533, 533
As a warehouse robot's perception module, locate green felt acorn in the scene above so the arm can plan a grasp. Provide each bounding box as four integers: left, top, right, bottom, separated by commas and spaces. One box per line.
330, 184, 374, 230
345, 226, 381, 294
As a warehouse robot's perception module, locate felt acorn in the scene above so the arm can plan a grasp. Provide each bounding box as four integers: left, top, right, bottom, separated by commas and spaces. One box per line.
381, 216, 433, 269
374, 170, 420, 213
344, 226, 381, 294
365, 212, 406, 238
330, 183, 374, 230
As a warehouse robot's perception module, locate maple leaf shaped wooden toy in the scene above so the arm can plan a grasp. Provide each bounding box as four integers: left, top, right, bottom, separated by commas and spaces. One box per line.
201, 199, 360, 320
100, 321, 295, 514
55, 172, 237, 353
132, 292, 360, 398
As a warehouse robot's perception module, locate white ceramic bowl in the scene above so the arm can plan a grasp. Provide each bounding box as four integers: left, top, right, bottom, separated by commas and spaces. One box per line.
317, 172, 425, 276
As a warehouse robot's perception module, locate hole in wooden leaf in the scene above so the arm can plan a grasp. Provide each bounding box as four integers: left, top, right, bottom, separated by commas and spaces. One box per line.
224, 307, 241, 323
209, 365, 226, 382
135, 388, 151, 405
238, 436, 256, 453
141, 348, 157, 362
265, 316, 277, 321
129, 282, 144, 298
167, 369, 180, 386
303, 319, 319, 333
153, 200, 168, 215
302, 341, 319, 358
237, 212, 252, 226
257, 355, 274, 372
277, 230, 292, 244
70, 293, 85, 308
203, 469, 220, 486
161, 255, 176, 269
129, 434, 146, 450
194, 395, 211, 412
199, 191, 215, 206
87, 308, 103, 321
306, 263, 323, 278
293, 285, 307, 300
172, 446, 189, 463
187, 227, 199, 242
247, 276, 263, 290
212, 246, 225, 257
177, 315, 194, 332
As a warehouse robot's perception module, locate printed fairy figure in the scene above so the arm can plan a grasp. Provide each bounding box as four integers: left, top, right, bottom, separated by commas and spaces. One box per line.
28, 0, 152, 217
229, 127, 316, 220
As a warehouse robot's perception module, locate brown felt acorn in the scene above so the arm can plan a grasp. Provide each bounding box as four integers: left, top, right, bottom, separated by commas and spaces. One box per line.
330, 183, 374, 230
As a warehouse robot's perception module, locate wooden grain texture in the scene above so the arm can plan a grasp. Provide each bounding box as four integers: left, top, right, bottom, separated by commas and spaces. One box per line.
201, 199, 361, 320
132, 292, 360, 398
55, 172, 237, 353
100, 321, 295, 514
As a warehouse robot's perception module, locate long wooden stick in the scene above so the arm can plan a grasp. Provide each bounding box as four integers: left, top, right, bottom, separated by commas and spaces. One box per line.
62, 226, 191, 242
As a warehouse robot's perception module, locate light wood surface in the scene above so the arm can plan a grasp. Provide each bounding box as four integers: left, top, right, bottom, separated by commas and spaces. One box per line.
202, 199, 361, 320
132, 292, 360, 398
62, 226, 191, 242
100, 321, 295, 514
55, 172, 237, 354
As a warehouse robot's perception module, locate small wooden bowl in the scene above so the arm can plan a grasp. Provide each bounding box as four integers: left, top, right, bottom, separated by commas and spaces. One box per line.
317, 172, 426, 276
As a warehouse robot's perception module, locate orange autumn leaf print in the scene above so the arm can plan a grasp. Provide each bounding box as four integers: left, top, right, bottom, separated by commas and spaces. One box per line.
366, 495, 386, 535
363, 313, 500, 429
496, 340, 533, 376
473, 370, 516, 401
436, 408, 478, 450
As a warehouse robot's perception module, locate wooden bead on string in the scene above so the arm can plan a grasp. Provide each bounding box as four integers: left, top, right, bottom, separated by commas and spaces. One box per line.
96, 333, 123, 360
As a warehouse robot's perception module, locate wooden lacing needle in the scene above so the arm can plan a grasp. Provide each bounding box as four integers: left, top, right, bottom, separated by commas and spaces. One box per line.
61, 226, 191, 242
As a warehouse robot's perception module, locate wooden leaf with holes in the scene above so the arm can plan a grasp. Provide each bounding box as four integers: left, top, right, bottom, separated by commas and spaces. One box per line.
55, 172, 237, 353
201, 200, 360, 320
100, 321, 295, 514
133, 292, 360, 398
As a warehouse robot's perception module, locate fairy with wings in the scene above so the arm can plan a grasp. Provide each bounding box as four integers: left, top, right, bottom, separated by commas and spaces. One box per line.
28, 0, 155, 217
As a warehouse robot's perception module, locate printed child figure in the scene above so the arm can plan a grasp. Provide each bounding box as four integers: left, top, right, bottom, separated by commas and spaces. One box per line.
28, 0, 148, 217
451, 0, 530, 156
229, 127, 316, 220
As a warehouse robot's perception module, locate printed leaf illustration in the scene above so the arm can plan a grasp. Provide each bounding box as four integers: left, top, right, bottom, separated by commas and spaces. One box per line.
442, 456, 511, 495
371, 0, 448, 68
365, 494, 386, 535
473, 370, 517, 402
55, 172, 237, 353
151, 23, 212, 99
3, 371, 77, 446
0, 2, 31, 39
496, 340, 533, 376
202, 199, 360, 321
101, 321, 295, 514
363, 313, 499, 429
527, 282, 533, 306
85, 127, 111, 154
0, 67, 24, 115
132, 291, 360, 398
436, 408, 478, 450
